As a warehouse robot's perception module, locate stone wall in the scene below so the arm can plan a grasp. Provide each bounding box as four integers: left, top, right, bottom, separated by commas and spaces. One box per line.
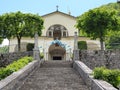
0, 60, 40, 90
73, 61, 117, 90
79, 50, 120, 69
0, 51, 33, 67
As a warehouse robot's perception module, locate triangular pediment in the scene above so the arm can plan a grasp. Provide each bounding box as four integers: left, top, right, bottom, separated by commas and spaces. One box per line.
42, 11, 76, 19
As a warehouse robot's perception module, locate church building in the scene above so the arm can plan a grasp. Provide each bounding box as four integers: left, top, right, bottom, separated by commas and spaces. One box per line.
10, 8, 100, 60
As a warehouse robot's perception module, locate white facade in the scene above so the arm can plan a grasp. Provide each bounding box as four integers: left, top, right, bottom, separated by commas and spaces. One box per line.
42, 11, 77, 37
41, 11, 78, 60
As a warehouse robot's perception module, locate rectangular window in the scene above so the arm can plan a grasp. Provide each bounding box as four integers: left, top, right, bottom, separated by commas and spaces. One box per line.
49, 32, 52, 37
63, 32, 66, 37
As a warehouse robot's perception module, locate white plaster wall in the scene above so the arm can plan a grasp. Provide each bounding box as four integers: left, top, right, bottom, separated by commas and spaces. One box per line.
9, 37, 100, 60
42, 12, 78, 36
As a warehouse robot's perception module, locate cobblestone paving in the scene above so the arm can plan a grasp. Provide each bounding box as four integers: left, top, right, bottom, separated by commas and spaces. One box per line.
18, 61, 89, 90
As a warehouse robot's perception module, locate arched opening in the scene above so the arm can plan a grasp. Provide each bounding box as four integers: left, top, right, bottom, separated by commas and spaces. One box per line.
49, 31, 52, 37
48, 43, 66, 60
63, 31, 66, 37
53, 28, 61, 40
47, 24, 68, 40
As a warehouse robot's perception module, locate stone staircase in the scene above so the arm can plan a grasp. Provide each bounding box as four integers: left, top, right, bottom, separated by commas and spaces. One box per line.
18, 61, 89, 90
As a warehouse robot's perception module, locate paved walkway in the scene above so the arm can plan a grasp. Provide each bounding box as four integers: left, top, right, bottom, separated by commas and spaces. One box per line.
18, 61, 89, 90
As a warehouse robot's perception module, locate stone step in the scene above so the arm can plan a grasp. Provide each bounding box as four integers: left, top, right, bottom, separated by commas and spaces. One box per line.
41, 60, 73, 68
18, 61, 89, 90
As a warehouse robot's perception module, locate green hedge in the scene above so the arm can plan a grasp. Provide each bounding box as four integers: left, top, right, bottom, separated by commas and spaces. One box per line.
27, 43, 34, 51
0, 56, 33, 80
0, 46, 9, 53
78, 41, 87, 50
93, 67, 120, 88
0, 38, 3, 44
40, 53, 44, 59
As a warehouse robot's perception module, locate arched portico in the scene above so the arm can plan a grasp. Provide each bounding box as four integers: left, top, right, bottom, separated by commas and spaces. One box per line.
46, 24, 68, 40
48, 40, 66, 60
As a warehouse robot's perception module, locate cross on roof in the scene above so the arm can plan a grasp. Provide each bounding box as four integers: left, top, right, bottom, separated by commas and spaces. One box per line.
56, 5, 59, 11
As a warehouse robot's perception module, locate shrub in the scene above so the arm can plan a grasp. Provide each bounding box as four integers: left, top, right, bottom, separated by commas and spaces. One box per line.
103, 69, 120, 88
0, 46, 9, 53
40, 53, 44, 59
93, 67, 106, 79
78, 41, 87, 50
0, 68, 14, 80
0, 56, 33, 80
27, 43, 34, 51
0, 38, 3, 44
93, 67, 120, 88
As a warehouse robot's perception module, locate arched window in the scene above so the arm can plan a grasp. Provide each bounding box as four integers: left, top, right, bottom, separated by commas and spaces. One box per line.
49, 31, 52, 37
47, 24, 68, 39
63, 31, 66, 37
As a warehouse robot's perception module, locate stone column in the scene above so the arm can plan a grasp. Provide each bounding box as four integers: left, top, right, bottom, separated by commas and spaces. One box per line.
73, 32, 80, 61
61, 30, 63, 37
74, 32, 78, 50
69, 48, 71, 61
33, 32, 40, 60
52, 31, 53, 37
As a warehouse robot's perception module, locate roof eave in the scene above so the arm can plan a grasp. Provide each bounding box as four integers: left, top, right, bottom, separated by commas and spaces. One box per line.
42, 10, 77, 19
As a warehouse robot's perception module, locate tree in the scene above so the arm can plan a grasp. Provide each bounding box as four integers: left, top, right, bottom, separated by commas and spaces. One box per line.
78, 41, 87, 50
24, 13, 44, 37
1, 11, 44, 51
0, 38, 3, 44
0, 13, 13, 41
76, 8, 120, 50
0, 15, 4, 44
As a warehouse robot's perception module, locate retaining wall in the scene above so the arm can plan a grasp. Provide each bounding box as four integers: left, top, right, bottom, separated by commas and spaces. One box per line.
79, 50, 120, 69
73, 61, 117, 90
0, 60, 40, 90
0, 51, 33, 67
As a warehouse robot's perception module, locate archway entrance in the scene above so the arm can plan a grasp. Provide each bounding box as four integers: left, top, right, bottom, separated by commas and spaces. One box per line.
49, 43, 66, 60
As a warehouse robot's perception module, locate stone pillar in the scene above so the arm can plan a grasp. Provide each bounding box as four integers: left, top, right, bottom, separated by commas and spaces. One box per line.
33, 32, 40, 60
52, 31, 53, 37
73, 32, 80, 61
74, 32, 78, 50
73, 50, 80, 60
69, 48, 71, 60
61, 30, 63, 37
46, 52, 48, 61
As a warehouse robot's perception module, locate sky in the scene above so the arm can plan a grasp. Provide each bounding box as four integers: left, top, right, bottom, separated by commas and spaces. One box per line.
0, 0, 116, 17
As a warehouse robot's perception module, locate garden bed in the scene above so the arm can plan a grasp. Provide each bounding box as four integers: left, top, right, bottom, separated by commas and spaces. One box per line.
93, 67, 120, 89
0, 57, 40, 90
73, 61, 117, 90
